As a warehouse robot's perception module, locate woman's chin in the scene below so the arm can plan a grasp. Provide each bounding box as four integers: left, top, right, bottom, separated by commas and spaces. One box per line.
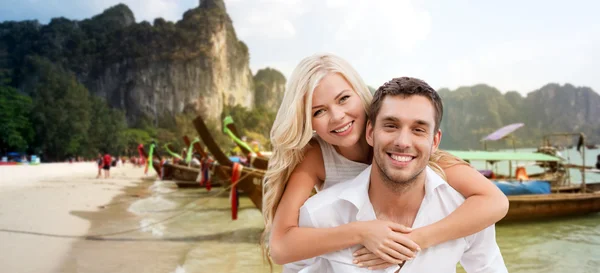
325, 133, 361, 148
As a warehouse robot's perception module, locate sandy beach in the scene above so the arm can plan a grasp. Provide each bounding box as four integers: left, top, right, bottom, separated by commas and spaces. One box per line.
0, 163, 147, 273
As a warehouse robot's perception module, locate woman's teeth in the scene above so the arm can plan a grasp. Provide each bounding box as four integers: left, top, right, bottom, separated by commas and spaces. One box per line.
334, 122, 352, 133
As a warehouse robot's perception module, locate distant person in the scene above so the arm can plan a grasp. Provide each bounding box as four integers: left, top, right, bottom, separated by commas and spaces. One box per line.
96, 153, 103, 178
102, 152, 112, 178
137, 144, 145, 168
596, 154, 600, 170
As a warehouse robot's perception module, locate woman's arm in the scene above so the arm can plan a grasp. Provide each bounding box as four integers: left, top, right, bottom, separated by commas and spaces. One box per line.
411, 163, 509, 249
269, 144, 417, 265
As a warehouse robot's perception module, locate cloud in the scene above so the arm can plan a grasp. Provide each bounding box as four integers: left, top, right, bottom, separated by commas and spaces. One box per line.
442, 30, 600, 93
1, 0, 196, 23
330, 0, 431, 53
225, 0, 432, 85
226, 0, 305, 40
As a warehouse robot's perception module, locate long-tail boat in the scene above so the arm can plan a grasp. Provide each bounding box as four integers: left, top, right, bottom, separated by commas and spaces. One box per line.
160, 137, 222, 188
449, 132, 600, 222
193, 115, 264, 210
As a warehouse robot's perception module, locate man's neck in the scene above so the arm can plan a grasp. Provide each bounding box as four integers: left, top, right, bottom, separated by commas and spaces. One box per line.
368, 169, 426, 227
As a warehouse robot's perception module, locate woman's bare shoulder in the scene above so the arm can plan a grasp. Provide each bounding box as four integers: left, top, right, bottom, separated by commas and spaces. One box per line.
295, 139, 325, 181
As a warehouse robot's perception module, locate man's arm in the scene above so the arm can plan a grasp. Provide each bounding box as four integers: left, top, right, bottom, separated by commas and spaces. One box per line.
459, 225, 508, 273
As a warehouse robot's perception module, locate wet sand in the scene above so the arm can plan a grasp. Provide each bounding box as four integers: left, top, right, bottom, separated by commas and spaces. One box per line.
57, 171, 277, 273
58, 175, 191, 273
0, 163, 147, 273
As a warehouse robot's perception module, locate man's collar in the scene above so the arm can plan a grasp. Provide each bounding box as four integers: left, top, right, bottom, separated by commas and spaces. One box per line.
338, 165, 372, 210
424, 166, 447, 196
338, 165, 448, 216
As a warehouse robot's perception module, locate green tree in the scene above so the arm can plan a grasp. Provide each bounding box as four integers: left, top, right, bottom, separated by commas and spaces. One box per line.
87, 96, 127, 157
0, 85, 33, 152
28, 56, 91, 161
121, 128, 152, 156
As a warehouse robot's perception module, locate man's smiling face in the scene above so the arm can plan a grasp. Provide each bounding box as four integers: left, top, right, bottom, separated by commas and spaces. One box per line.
367, 94, 441, 189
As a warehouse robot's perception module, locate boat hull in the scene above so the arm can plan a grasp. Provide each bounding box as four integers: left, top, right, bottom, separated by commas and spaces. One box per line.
502, 192, 600, 222
193, 116, 264, 210
162, 162, 221, 188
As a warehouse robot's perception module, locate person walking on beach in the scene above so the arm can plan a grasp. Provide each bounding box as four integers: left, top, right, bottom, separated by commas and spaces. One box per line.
102, 152, 112, 178
96, 153, 103, 178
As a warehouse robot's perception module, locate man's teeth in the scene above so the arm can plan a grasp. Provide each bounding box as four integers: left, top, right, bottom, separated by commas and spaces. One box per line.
334, 122, 352, 133
391, 155, 412, 162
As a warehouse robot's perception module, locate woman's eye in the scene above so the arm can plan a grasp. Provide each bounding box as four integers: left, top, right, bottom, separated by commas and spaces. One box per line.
339, 95, 350, 103
313, 109, 324, 117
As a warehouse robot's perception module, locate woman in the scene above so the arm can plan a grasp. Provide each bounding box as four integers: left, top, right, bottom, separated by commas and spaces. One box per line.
263, 53, 509, 269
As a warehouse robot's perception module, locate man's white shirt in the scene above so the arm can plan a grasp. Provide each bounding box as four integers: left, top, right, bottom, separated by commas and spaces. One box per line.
283, 166, 507, 273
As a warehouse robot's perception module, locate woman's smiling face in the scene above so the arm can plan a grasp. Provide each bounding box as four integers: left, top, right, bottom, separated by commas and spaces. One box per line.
311, 73, 366, 148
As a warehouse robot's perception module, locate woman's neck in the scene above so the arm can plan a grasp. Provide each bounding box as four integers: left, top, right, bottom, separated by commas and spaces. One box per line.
334, 135, 372, 164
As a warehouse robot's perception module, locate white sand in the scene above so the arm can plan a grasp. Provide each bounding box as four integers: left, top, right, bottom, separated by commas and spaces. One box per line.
0, 163, 149, 273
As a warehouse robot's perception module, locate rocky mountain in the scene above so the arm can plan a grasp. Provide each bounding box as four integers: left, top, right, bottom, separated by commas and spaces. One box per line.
253, 68, 286, 109
439, 84, 600, 149
0, 0, 258, 126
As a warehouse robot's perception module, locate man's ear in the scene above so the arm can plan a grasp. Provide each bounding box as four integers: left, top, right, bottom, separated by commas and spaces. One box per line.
366, 120, 374, 147
431, 129, 442, 153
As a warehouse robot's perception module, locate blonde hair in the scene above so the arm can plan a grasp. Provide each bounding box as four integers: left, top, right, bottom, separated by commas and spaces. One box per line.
261, 53, 467, 263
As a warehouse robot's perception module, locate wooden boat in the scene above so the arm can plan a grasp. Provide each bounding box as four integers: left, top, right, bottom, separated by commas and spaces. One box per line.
448, 132, 600, 223
503, 193, 600, 222
161, 162, 224, 188
160, 138, 222, 188
193, 115, 265, 210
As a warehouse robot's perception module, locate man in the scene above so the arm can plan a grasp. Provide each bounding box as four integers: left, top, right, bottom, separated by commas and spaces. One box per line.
96, 153, 103, 178
284, 77, 507, 272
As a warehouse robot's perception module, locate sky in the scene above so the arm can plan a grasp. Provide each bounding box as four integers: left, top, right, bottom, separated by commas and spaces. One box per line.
2, 0, 599, 95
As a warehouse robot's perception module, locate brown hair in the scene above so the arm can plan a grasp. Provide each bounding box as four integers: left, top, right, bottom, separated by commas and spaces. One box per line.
369, 77, 443, 131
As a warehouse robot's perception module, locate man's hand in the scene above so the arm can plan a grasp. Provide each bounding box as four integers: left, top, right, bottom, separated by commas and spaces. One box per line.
353, 247, 403, 270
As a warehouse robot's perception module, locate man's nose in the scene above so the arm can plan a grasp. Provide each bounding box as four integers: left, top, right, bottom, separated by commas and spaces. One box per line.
393, 129, 411, 149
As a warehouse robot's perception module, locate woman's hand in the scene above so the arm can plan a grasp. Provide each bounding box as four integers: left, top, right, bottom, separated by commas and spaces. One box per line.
355, 220, 421, 265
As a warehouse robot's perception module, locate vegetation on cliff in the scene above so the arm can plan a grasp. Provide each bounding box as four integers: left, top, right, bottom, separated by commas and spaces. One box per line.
439, 83, 600, 150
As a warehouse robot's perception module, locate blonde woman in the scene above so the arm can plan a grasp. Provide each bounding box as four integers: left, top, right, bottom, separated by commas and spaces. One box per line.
263, 53, 508, 269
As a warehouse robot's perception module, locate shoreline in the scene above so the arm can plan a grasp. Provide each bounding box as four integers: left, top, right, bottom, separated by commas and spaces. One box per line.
0, 163, 147, 273
57, 174, 194, 273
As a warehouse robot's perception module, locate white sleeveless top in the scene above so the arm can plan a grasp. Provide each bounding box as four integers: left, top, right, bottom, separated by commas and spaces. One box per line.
313, 136, 369, 191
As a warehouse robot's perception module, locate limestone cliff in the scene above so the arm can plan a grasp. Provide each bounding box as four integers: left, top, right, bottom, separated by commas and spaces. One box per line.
439, 84, 600, 149
89, 0, 253, 125
0, 1, 254, 126
254, 68, 286, 109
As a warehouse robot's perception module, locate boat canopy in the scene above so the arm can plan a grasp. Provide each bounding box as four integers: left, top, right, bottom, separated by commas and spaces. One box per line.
446, 150, 561, 162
